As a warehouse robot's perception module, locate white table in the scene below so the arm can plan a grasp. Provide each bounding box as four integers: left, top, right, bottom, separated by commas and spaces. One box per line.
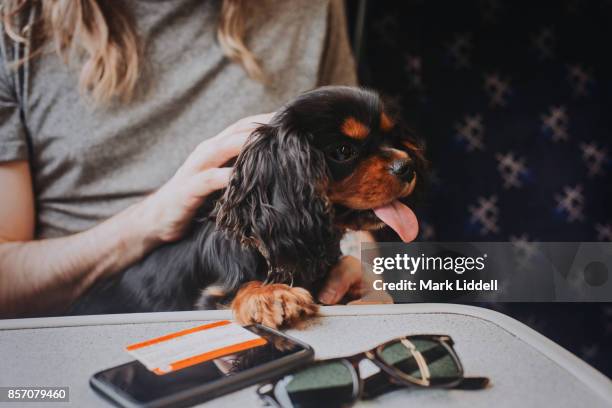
1, 304, 611, 407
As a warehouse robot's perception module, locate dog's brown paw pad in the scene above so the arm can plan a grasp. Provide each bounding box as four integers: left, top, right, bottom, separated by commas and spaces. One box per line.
231, 281, 319, 328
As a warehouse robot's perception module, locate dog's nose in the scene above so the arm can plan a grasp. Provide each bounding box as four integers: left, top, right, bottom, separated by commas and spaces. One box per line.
390, 160, 415, 182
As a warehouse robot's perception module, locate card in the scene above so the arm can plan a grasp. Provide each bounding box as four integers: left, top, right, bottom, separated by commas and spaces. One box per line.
125, 320, 267, 375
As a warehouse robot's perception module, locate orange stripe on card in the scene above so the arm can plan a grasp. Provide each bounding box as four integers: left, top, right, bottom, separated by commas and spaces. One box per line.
155, 337, 268, 375
126, 320, 231, 351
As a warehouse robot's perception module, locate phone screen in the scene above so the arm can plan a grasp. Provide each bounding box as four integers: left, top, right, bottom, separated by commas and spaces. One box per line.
92, 325, 311, 406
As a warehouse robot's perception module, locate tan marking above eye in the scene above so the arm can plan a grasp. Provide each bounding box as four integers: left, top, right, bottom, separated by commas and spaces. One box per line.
341, 117, 370, 139
401, 140, 421, 151
381, 146, 409, 160
380, 112, 394, 131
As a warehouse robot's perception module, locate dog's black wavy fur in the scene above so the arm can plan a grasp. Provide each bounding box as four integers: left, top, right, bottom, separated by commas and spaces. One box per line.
69, 86, 426, 315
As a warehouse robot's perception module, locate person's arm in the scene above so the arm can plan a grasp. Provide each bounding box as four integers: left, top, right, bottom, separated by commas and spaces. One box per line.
0, 114, 273, 317
0, 162, 160, 316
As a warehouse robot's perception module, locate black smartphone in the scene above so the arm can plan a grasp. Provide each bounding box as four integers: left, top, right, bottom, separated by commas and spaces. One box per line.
90, 324, 313, 408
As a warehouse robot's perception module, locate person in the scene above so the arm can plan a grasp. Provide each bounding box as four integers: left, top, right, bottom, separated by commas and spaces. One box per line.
0, 0, 384, 317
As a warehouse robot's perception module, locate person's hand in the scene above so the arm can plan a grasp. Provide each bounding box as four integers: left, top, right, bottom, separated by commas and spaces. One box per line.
318, 256, 394, 305
135, 113, 275, 244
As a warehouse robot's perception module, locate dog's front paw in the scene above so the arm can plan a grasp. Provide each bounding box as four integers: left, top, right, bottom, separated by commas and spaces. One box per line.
231, 281, 318, 328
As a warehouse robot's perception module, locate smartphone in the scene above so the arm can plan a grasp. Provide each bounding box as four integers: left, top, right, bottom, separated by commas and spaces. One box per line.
90, 324, 313, 408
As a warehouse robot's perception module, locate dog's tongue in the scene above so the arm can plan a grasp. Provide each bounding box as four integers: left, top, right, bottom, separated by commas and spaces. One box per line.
373, 201, 419, 242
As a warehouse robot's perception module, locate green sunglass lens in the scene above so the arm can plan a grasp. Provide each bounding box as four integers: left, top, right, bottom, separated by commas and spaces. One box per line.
379, 339, 460, 384
278, 361, 357, 407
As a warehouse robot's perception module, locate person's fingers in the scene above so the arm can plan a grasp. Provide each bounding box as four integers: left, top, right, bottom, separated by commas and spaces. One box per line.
319, 273, 353, 305
347, 279, 368, 298
180, 130, 250, 175
210, 113, 275, 146
181, 113, 275, 174
201, 130, 250, 168
318, 257, 363, 304
228, 113, 275, 133
211, 112, 275, 154
184, 167, 232, 201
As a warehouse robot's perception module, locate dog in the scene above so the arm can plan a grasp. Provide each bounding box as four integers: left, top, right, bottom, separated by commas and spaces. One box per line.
69, 86, 426, 328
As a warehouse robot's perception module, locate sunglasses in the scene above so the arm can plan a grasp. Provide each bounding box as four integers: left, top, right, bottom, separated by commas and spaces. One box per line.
257, 334, 489, 407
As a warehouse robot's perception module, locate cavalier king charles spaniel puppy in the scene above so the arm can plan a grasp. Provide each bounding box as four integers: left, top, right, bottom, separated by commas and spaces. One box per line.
70, 86, 426, 328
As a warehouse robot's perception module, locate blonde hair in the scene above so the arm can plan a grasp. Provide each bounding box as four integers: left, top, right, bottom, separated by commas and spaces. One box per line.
1, 0, 263, 105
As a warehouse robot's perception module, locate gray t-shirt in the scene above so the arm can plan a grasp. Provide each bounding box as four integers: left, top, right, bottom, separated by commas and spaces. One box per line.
0, 0, 357, 239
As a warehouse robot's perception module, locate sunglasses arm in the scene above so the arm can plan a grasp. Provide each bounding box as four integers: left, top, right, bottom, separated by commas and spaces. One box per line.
362, 373, 490, 400
453, 376, 490, 390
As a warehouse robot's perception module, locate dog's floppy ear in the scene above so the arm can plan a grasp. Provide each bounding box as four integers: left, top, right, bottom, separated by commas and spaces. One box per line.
216, 121, 341, 284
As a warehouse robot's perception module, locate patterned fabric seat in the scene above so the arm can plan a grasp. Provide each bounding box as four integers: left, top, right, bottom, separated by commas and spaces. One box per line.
347, 0, 612, 376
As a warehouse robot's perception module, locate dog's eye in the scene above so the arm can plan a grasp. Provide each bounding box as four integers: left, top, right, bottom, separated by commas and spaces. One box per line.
329, 144, 358, 162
